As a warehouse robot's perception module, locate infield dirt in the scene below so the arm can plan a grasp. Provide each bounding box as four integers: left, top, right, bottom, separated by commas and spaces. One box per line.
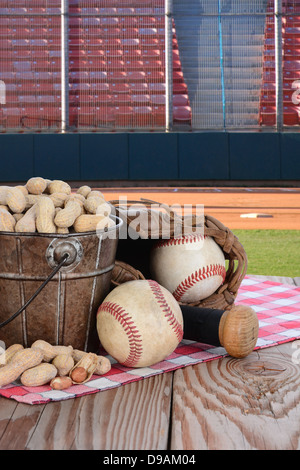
101, 187, 300, 230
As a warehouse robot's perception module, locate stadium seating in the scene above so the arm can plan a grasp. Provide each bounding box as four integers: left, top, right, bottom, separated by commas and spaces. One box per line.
0, 0, 191, 130
259, 0, 300, 126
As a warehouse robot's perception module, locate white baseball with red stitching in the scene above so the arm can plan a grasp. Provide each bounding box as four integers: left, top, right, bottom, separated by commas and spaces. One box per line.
149, 235, 226, 303
96, 280, 183, 368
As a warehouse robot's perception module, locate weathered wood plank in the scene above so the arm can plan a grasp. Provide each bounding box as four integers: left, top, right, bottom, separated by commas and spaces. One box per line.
0, 400, 46, 450
170, 342, 300, 450
294, 277, 300, 286
0, 372, 173, 450
0, 274, 298, 450
170, 275, 300, 450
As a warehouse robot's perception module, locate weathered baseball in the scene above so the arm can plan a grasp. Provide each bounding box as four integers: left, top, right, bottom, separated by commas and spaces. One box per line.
96, 280, 183, 368
149, 235, 226, 303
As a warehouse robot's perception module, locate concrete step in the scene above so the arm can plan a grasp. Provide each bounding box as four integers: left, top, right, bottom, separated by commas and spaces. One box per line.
186, 78, 262, 89
172, 0, 267, 129
191, 90, 261, 100
177, 35, 265, 46
183, 65, 263, 74
173, 1, 267, 16
191, 114, 260, 128
177, 44, 265, 56
193, 101, 259, 113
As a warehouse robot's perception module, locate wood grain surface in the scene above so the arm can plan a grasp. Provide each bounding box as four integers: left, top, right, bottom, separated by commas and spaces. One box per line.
170, 343, 300, 450
0, 278, 299, 450
0, 373, 173, 450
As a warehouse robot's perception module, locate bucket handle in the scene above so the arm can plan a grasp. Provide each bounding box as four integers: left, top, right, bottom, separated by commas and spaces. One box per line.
0, 253, 69, 329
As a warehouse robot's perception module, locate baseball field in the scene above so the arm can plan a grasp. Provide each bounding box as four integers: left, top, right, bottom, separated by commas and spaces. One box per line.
101, 186, 300, 279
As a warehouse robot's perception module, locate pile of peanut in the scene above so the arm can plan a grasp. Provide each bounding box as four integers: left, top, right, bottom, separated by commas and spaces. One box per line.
0, 177, 115, 234
0, 340, 111, 390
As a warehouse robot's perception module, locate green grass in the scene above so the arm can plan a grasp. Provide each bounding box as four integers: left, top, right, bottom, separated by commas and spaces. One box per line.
232, 230, 300, 278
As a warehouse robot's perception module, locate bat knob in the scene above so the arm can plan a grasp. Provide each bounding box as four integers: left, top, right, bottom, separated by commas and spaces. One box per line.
218, 305, 259, 358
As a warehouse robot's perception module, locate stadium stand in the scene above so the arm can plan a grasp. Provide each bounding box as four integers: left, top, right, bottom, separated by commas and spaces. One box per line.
172, 0, 268, 129
0, 0, 191, 131
259, 0, 300, 126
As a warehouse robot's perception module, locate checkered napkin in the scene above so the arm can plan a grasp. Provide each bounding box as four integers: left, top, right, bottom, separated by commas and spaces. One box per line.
1, 275, 300, 405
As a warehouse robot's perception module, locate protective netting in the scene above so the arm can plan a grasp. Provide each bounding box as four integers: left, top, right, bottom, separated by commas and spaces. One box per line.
2, 1, 298, 132
0, 0, 191, 132
0, 0, 62, 131
259, 0, 300, 127
173, 0, 269, 130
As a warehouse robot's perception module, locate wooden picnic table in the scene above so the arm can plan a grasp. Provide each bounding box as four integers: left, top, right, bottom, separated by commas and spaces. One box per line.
0, 275, 299, 451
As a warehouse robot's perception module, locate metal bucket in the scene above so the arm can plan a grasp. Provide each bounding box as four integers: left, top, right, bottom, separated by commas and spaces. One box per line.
0, 216, 122, 352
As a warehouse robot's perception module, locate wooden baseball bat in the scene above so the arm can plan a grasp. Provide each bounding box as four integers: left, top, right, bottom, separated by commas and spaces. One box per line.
181, 304, 259, 358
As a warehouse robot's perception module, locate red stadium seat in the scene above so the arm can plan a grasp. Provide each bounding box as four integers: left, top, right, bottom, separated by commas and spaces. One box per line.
259, 106, 276, 126
131, 105, 153, 127
2, 107, 21, 128
146, 70, 165, 81
173, 106, 192, 123
109, 82, 130, 94
143, 59, 163, 70
127, 71, 147, 81
114, 105, 133, 127
125, 60, 144, 70
152, 105, 165, 126
119, 16, 138, 27
0, 4, 191, 130
107, 70, 127, 82
149, 82, 166, 93
142, 49, 161, 59
173, 71, 184, 82
106, 59, 125, 70
283, 105, 300, 125
140, 37, 159, 47
128, 82, 149, 93
123, 48, 142, 60
284, 60, 300, 70
121, 38, 140, 47
260, 93, 276, 105
173, 82, 188, 94
173, 60, 182, 71
173, 94, 190, 106
131, 94, 151, 105
112, 93, 132, 105
151, 94, 165, 105
101, 50, 123, 60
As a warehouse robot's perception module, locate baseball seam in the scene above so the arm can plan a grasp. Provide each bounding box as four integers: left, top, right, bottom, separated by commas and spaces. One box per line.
148, 280, 183, 343
99, 301, 143, 367
153, 234, 207, 249
172, 264, 226, 302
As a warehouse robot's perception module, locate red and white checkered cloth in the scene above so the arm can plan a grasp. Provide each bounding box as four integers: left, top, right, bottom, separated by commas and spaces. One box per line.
1, 275, 300, 405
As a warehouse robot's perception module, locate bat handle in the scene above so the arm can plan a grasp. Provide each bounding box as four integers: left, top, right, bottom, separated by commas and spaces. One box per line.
181, 304, 259, 358
218, 305, 259, 358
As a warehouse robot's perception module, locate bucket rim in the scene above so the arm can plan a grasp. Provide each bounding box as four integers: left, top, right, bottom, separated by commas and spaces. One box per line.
0, 214, 123, 238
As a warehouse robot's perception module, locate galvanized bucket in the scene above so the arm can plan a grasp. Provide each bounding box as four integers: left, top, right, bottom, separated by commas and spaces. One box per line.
0, 216, 122, 352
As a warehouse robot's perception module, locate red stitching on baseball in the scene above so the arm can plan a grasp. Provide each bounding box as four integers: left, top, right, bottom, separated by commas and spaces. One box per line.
172, 264, 226, 302
153, 234, 207, 249
148, 280, 183, 343
99, 301, 143, 367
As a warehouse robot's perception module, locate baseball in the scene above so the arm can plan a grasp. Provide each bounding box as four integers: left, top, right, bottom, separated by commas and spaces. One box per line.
149, 235, 226, 303
96, 279, 183, 368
